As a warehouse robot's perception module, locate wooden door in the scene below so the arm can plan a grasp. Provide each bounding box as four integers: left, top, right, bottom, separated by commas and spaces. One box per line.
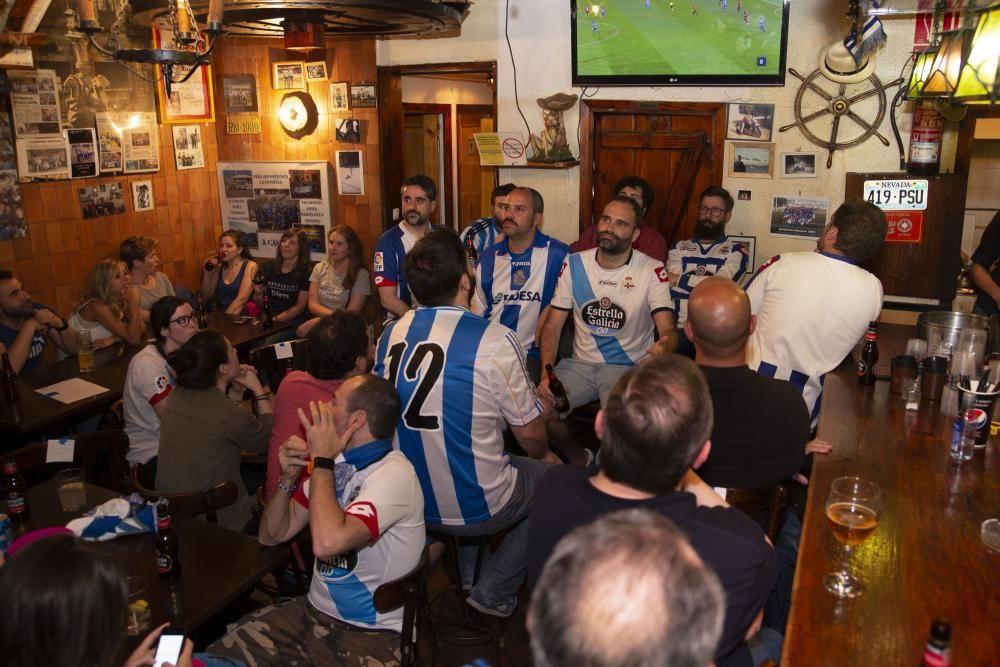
403, 103, 452, 228
579, 101, 727, 245
457, 104, 495, 226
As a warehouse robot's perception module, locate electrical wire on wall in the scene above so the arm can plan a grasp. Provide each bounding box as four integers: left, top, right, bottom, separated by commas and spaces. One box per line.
505, 0, 533, 139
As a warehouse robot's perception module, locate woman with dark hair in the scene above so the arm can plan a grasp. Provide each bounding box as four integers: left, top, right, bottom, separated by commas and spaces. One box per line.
297, 225, 370, 336
0, 534, 195, 667
254, 230, 311, 327
157, 330, 272, 532
66, 258, 143, 351
201, 230, 259, 315
123, 296, 199, 479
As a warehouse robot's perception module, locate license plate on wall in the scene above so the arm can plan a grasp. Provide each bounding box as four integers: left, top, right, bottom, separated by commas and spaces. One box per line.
863, 179, 929, 211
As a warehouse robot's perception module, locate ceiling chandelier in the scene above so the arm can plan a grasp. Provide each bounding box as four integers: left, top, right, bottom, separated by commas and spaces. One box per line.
73, 0, 472, 97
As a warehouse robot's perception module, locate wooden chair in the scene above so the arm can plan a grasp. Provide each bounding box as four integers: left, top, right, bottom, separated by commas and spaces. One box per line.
6, 430, 130, 494
725, 483, 789, 543
373, 546, 430, 667
247, 338, 309, 391
130, 464, 239, 525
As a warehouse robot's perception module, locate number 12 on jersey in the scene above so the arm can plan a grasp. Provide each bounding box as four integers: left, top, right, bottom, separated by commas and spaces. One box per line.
385, 341, 445, 431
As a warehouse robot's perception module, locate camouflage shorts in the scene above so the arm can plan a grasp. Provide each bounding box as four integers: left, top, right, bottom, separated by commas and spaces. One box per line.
205, 597, 401, 667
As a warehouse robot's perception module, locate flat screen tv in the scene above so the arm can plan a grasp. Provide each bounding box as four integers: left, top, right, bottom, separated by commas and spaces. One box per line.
571, 0, 791, 87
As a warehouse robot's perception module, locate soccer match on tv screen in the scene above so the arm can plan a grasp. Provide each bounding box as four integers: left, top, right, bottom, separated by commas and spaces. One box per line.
573, 0, 789, 85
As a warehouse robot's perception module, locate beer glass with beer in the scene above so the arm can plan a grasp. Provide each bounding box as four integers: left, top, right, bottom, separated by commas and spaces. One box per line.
824, 476, 881, 598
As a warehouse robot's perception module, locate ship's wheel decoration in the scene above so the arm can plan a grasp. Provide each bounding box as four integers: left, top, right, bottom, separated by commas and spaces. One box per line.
779, 67, 903, 169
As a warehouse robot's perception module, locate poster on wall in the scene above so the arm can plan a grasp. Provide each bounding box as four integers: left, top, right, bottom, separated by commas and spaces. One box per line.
17, 135, 70, 181
769, 196, 829, 239
96, 112, 160, 173
67, 128, 97, 178
78, 181, 126, 219
0, 112, 25, 240
216, 161, 334, 261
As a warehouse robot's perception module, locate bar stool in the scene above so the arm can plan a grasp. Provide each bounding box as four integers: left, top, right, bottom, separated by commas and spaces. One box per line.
425, 524, 519, 667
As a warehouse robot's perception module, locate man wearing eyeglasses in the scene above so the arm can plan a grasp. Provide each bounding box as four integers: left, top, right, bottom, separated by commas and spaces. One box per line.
668, 186, 749, 357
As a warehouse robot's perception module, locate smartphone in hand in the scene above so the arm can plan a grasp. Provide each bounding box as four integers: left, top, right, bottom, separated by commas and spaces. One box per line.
153, 628, 185, 667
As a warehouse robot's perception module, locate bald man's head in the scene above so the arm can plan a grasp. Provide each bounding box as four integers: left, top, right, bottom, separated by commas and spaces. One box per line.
687, 276, 753, 359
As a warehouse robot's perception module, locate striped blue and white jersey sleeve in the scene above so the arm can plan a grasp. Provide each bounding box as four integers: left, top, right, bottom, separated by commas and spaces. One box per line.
551, 249, 672, 366
374, 306, 542, 527
472, 232, 569, 358
668, 236, 750, 325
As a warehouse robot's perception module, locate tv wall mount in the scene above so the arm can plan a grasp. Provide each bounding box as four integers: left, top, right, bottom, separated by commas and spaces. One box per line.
779, 67, 903, 169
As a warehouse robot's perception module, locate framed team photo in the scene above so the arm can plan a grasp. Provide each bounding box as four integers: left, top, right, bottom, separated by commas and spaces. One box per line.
350, 82, 377, 108
222, 75, 258, 114
305, 61, 328, 81
728, 142, 774, 179
726, 103, 775, 142
781, 152, 818, 178
727, 234, 757, 276
272, 61, 305, 90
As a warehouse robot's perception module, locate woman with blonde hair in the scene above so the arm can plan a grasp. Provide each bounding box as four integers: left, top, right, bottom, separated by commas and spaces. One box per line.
66, 258, 143, 350
296, 224, 370, 336
201, 229, 259, 315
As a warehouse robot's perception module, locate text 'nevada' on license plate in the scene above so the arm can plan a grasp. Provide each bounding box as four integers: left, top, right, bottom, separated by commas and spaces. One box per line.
862, 179, 929, 211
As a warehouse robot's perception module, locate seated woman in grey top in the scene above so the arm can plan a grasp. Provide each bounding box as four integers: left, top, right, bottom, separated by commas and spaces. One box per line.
156, 329, 273, 533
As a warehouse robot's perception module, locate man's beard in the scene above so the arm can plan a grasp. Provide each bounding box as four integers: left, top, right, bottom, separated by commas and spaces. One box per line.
404, 211, 427, 226
694, 219, 724, 241
598, 233, 631, 255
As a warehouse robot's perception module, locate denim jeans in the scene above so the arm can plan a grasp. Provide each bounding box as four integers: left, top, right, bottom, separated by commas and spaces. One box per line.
428, 455, 548, 609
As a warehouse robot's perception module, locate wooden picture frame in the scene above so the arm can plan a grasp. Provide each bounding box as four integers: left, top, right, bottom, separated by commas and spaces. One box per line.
727, 235, 757, 275
329, 81, 350, 112
781, 152, 819, 178
272, 61, 306, 90
222, 75, 259, 114
350, 82, 377, 108
728, 142, 774, 179
305, 61, 328, 82
152, 26, 215, 123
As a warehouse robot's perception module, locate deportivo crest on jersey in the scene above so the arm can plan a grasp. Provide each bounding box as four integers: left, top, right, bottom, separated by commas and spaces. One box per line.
513, 269, 527, 287
656, 267, 670, 283
374, 252, 384, 272
582, 298, 627, 335
623, 276, 635, 290
155, 375, 168, 391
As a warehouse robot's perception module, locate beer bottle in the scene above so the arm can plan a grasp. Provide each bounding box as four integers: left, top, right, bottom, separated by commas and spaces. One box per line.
919, 618, 951, 667
858, 322, 879, 385
464, 234, 478, 267
195, 292, 208, 329
1, 352, 19, 403
155, 500, 181, 580
1, 458, 29, 523
545, 364, 571, 414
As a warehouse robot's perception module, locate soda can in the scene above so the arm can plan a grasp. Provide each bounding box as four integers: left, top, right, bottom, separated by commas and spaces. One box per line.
0, 513, 11, 556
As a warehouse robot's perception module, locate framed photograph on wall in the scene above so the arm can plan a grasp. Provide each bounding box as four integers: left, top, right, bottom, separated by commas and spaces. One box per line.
329, 81, 350, 112
335, 150, 364, 195
222, 75, 258, 114
727, 235, 757, 276
132, 180, 154, 211
272, 61, 305, 90
335, 118, 361, 143
781, 152, 818, 178
726, 103, 775, 142
172, 125, 204, 170
152, 25, 215, 123
728, 142, 774, 179
350, 83, 377, 108
305, 61, 328, 81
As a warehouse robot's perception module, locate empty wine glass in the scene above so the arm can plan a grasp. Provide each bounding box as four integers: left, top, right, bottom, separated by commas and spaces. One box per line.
824, 476, 882, 598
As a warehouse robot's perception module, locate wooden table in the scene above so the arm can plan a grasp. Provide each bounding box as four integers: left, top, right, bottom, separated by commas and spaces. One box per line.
782, 323, 1000, 665
21, 480, 288, 633
0, 312, 294, 434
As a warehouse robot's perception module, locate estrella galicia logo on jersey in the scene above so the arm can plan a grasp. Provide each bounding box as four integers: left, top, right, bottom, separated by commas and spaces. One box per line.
316, 550, 359, 580
374, 252, 384, 272
582, 298, 627, 335
656, 267, 670, 283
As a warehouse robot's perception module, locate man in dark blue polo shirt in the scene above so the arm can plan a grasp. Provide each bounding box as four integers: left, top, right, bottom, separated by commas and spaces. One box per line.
0, 270, 75, 372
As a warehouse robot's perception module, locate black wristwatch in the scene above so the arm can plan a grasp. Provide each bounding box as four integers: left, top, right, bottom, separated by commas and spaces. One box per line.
312, 456, 335, 471
54, 317, 69, 332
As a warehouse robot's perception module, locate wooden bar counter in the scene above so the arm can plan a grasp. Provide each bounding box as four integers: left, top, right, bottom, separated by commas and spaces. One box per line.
782, 323, 1000, 664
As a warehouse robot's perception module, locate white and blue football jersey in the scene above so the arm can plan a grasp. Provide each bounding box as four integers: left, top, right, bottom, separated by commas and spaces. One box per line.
374, 306, 542, 526
296, 451, 425, 632
459, 216, 502, 258
373, 222, 427, 321
472, 231, 569, 359
668, 235, 750, 325
746, 251, 883, 424
551, 249, 672, 366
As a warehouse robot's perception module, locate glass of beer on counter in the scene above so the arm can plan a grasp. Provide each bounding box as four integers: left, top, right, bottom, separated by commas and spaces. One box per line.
824, 476, 881, 598
77, 329, 96, 373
